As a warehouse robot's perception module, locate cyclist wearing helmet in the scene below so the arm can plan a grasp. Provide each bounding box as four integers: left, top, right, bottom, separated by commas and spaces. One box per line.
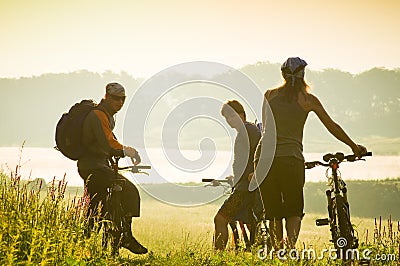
254, 57, 367, 249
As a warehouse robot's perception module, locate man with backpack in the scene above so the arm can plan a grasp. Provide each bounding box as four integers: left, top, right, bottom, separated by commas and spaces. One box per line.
77, 82, 148, 254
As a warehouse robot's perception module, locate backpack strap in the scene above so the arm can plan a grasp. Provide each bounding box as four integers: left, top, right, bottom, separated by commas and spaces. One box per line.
95, 104, 115, 128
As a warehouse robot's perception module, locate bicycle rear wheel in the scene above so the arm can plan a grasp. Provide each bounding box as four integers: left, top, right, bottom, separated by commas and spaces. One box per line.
336, 195, 357, 248
332, 195, 358, 261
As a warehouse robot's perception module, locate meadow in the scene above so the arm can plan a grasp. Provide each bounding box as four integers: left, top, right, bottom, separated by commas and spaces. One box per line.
1, 168, 399, 265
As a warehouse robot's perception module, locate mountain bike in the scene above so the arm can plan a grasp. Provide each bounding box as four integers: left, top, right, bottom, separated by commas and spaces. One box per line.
102, 156, 151, 255
202, 178, 271, 252
305, 151, 372, 259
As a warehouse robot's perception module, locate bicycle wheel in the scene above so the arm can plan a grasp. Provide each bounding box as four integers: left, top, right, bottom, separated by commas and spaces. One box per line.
102, 184, 124, 256
102, 191, 114, 253
252, 219, 271, 252
328, 194, 340, 243
110, 188, 124, 255
336, 195, 357, 250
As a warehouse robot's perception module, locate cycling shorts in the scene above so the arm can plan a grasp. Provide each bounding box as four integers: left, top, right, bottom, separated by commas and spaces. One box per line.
259, 156, 305, 220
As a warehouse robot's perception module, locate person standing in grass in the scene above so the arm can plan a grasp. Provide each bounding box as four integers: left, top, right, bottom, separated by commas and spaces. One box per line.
254, 57, 367, 249
77, 82, 148, 254
214, 100, 261, 250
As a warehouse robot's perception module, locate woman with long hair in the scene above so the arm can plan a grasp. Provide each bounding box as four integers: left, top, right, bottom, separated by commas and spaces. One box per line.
255, 57, 366, 249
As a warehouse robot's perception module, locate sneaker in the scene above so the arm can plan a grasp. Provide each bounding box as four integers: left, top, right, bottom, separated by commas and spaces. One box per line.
121, 235, 148, 254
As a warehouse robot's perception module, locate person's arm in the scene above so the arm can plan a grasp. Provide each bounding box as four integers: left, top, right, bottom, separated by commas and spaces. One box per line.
261, 90, 271, 132
248, 124, 261, 181
90, 110, 125, 155
309, 94, 366, 156
88, 110, 141, 164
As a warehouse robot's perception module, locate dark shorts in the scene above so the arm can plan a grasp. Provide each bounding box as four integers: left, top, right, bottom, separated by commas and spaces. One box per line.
218, 190, 254, 223
259, 156, 305, 220
78, 167, 141, 218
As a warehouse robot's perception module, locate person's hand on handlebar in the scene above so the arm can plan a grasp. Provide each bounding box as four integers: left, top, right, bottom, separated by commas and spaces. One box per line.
130, 152, 141, 166
124, 146, 142, 165
225, 175, 234, 187
351, 144, 367, 158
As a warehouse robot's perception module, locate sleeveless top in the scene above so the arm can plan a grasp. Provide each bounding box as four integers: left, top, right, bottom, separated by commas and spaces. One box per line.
269, 90, 308, 161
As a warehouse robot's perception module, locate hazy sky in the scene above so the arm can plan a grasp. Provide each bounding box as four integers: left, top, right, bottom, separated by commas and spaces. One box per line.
1, 0, 399, 78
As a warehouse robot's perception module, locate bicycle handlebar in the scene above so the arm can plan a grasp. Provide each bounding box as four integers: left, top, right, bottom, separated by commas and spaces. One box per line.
118, 165, 151, 174
322, 151, 372, 162
344, 151, 372, 162
305, 151, 372, 169
202, 178, 231, 183
202, 178, 234, 188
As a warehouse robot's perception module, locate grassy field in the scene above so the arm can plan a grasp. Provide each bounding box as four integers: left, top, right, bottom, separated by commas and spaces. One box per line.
133, 199, 394, 261
1, 169, 399, 265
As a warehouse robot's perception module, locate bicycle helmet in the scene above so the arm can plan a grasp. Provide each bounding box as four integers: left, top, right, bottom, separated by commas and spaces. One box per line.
281, 57, 308, 86
106, 82, 126, 96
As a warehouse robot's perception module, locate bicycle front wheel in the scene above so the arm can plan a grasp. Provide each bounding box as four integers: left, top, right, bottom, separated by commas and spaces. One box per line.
102, 189, 124, 256
110, 191, 124, 253
335, 195, 358, 255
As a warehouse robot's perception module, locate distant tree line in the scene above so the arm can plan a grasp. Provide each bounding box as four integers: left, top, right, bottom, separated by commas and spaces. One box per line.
0, 63, 399, 154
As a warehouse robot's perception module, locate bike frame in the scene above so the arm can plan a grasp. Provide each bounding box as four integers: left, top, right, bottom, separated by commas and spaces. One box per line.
307, 152, 371, 258
327, 157, 354, 248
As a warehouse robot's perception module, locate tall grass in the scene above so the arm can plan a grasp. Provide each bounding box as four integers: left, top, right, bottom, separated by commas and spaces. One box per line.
0, 166, 119, 265
1, 165, 399, 265
359, 215, 400, 263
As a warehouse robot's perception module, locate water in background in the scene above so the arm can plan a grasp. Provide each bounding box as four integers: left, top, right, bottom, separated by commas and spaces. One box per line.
0, 147, 399, 187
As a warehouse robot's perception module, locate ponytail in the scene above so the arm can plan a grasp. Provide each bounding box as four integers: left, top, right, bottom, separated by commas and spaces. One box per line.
282, 74, 309, 103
